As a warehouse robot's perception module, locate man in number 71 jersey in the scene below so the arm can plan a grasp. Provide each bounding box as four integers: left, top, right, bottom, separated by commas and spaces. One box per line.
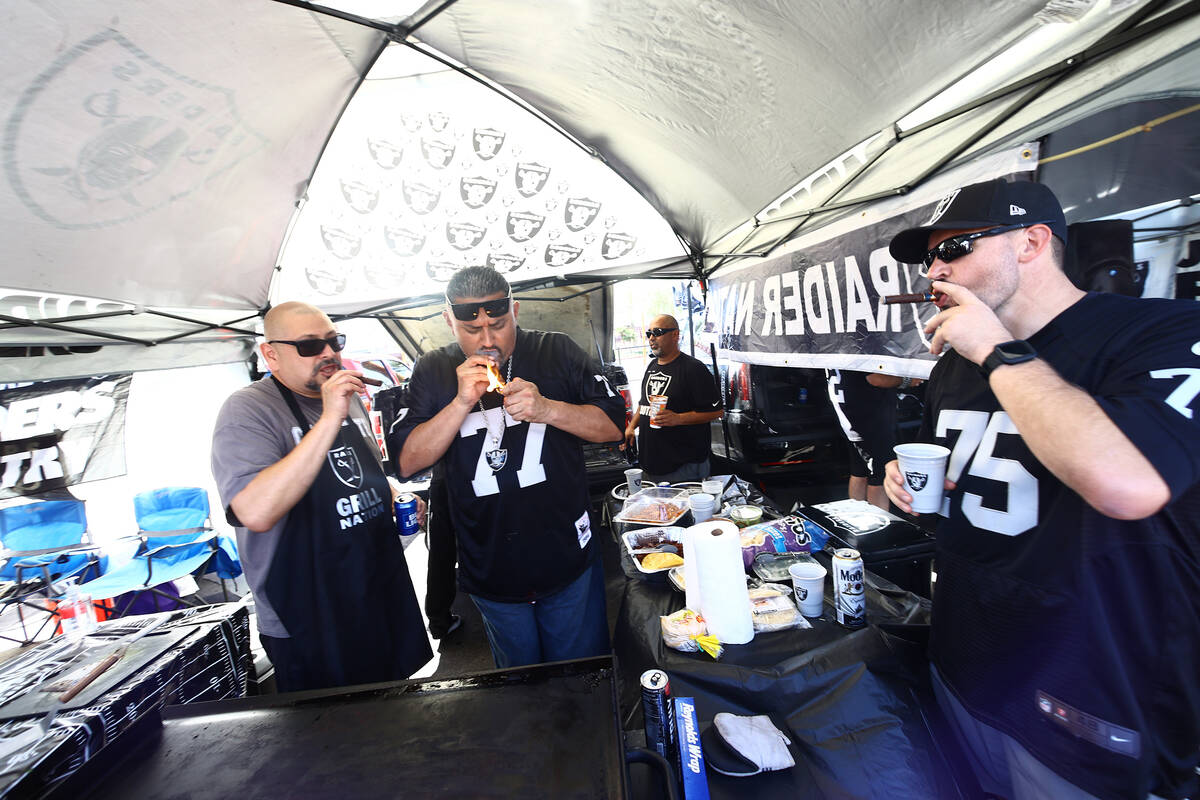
395, 266, 626, 669
884, 178, 1199, 800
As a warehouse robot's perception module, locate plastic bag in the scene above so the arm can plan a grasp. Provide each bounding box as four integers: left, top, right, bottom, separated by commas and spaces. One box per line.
660, 608, 723, 658
748, 583, 810, 633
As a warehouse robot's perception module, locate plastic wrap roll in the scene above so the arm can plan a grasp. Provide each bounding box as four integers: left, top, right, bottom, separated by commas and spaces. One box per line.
682, 520, 754, 645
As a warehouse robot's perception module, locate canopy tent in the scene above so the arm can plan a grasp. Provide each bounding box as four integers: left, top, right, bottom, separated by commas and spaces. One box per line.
0, 0, 1197, 380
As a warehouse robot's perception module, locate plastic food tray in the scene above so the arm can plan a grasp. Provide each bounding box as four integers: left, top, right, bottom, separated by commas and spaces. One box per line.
752, 551, 819, 583
612, 486, 690, 526
621, 526, 685, 574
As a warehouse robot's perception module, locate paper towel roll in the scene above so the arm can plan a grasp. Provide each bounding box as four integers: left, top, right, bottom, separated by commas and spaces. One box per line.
682, 520, 754, 645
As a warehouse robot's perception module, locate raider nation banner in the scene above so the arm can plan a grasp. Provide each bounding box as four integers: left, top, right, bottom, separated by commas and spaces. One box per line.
0, 375, 132, 498
708, 148, 1037, 377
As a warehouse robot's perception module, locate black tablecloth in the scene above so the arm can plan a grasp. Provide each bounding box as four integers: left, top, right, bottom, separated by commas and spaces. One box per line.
614, 549, 980, 799
0, 602, 251, 798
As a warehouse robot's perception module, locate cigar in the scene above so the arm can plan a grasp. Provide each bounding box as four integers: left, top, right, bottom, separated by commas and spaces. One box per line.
883, 292, 938, 305
360, 375, 382, 387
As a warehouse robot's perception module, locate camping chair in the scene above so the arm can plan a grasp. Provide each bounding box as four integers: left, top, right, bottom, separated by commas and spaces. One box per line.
0, 500, 102, 644
75, 533, 241, 618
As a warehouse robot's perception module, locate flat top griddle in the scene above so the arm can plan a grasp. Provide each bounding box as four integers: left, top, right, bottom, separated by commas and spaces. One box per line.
54, 656, 628, 800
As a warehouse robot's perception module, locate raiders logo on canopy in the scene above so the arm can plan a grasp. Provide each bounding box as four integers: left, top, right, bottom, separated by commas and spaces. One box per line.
383, 225, 426, 257
487, 252, 525, 272
460, 176, 497, 209
403, 180, 441, 215
564, 197, 600, 231
545, 243, 582, 267
601, 232, 637, 260
515, 162, 550, 197
426, 261, 462, 282
421, 138, 456, 170
305, 263, 347, 296
339, 179, 379, 214
506, 211, 545, 242
367, 137, 404, 169
447, 222, 486, 251
320, 225, 362, 260
472, 127, 506, 160
428, 111, 450, 132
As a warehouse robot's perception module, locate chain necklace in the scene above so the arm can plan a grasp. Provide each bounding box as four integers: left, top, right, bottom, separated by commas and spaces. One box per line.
478, 355, 513, 471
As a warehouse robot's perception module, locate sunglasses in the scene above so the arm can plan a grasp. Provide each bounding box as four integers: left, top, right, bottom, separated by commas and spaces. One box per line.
918, 223, 1041, 276
447, 295, 512, 322
268, 333, 346, 357
645, 327, 678, 339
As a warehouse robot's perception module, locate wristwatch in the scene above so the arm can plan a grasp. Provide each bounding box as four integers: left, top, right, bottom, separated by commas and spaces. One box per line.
981, 339, 1037, 377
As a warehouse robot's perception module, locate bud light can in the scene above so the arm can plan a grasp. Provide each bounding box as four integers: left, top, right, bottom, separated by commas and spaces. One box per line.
394, 493, 420, 537
833, 547, 866, 628
640, 669, 677, 766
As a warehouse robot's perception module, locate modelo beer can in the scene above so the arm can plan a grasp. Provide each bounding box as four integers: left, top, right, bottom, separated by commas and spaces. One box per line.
640, 668, 677, 765
833, 547, 866, 628
394, 493, 420, 537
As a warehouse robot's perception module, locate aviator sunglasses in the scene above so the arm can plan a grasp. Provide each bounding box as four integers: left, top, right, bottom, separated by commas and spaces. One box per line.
645, 327, 678, 338
447, 294, 512, 322
918, 223, 1043, 277
267, 333, 347, 357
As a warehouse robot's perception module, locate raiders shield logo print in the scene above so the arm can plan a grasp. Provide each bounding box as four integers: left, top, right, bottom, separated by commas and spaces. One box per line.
472, 128, 506, 160
340, 179, 379, 214
487, 252, 525, 272
486, 448, 508, 471
506, 211, 545, 242
905, 471, 929, 492
446, 222, 486, 251
645, 370, 671, 397
402, 181, 441, 215
515, 162, 550, 197
797, 587, 808, 601
460, 176, 497, 208
927, 189, 961, 225
366, 137, 403, 169
601, 232, 636, 260
320, 225, 361, 260
421, 137, 456, 169
328, 446, 364, 488
564, 198, 601, 231
545, 244, 582, 267
383, 225, 425, 257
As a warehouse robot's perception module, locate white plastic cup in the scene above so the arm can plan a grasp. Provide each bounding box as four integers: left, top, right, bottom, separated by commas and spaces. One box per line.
788, 561, 827, 617
893, 443, 951, 513
701, 479, 722, 498
647, 395, 668, 428
624, 468, 643, 494
689, 492, 715, 523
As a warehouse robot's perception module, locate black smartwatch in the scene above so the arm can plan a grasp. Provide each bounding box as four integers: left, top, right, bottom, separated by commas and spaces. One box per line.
981, 339, 1037, 377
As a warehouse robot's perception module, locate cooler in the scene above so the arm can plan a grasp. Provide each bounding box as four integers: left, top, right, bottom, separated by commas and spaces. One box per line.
796, 500, 936, 598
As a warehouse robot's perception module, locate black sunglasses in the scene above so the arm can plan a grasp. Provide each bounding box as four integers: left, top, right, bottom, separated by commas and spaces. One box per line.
645, 327, 678, 339
919, 223, 1043, 276
447, 295, 512, 322
268, 333, 346, 357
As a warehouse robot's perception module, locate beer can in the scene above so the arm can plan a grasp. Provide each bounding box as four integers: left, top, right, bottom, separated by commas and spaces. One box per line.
832, 547, 866, 628
640, 669, 677, 764
394, 493, 420, 537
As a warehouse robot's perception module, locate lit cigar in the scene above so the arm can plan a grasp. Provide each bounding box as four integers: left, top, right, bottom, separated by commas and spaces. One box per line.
485, 362, 506, 392
883, 291, 939, 305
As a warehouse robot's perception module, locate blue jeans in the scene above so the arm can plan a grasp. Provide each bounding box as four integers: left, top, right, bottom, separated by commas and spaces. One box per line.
643, 458, 709, 485
469, 555, 610, 669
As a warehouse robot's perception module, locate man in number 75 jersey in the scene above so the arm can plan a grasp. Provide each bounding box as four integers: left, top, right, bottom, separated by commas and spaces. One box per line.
884, 178, 1199, 800
395, 266, 626, 669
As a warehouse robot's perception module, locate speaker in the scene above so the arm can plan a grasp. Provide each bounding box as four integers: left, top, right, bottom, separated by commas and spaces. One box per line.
1064, 219, 1139, 296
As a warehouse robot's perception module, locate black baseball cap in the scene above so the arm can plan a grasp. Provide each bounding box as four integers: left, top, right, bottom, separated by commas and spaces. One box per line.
889, 178, 1068, 264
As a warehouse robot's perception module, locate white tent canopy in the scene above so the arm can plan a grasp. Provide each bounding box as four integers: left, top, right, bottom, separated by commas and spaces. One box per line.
1, 0, 1197, 380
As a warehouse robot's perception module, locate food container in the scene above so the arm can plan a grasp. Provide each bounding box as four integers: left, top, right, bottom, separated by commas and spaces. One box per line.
670, 482, 705, 495
728, 504, 763, 528
621, 526, 686, 574
613, 486, 690, 526
752, 551, 820, 583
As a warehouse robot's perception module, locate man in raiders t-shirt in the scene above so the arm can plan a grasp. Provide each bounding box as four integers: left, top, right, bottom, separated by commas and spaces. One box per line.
395, 267, 625, 669
885, 178, 1199, 800
624, 314, 723, 483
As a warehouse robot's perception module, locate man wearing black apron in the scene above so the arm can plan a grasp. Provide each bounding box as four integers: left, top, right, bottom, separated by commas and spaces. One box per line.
212, 301, 432, 692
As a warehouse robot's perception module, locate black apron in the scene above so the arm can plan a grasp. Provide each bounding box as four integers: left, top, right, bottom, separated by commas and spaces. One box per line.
264, 378, 432, 691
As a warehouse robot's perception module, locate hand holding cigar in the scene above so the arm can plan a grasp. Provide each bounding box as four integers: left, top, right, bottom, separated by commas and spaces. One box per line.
359, 375, 382, 387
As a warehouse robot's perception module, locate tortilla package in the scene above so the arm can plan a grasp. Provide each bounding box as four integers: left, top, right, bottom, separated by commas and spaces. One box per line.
738, 516, 829, 570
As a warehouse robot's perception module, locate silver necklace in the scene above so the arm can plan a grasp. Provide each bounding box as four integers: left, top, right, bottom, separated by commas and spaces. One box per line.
478, 356, 513, 472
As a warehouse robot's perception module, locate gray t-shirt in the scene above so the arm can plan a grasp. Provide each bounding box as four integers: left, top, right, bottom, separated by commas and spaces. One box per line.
210, 377, 380, 637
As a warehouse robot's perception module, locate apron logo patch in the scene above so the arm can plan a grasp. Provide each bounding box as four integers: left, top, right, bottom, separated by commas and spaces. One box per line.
328, 446, 364, 488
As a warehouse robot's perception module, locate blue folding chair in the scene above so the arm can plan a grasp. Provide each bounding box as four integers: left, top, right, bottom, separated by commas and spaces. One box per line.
134, 487, 213, 547
0, 500, 102, 643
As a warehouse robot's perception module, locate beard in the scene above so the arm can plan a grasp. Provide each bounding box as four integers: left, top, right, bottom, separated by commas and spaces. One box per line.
304, 356, 342, 393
